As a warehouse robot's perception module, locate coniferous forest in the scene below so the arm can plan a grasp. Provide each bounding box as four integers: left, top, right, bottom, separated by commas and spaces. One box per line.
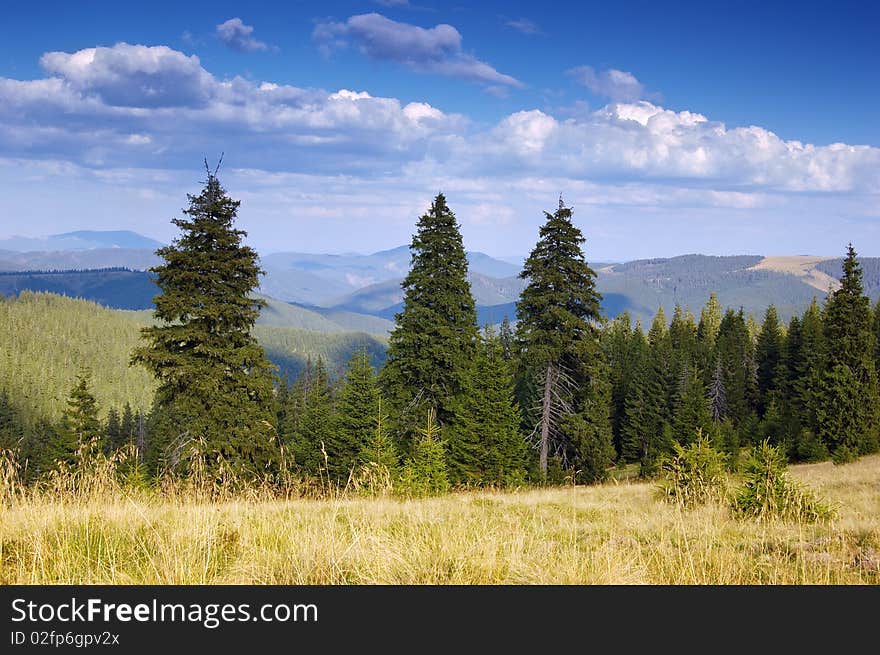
2, 173, 878, 492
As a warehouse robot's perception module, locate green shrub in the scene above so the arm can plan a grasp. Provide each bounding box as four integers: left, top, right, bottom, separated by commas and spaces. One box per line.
657, 430, 727, 507
732, 439, 833, 523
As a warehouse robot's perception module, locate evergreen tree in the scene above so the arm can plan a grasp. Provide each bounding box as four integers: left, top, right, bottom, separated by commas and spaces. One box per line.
714, 309, 758, 429
622, 339, 670, 476
380, 194, 478, 453
132, 167, 278, 482
120, 403, 135, 446
104, 407, 123, 453
498, 316, 515, 361
288, 359, 334, 477
709, 356, 727, 424
755, 305, 783, 416
358, 397, 398, 472
697, 293, 723, 355
874, 300, 880, 371
515, 198, 605, 478
53, 373, 102, 466
673, 364, 713, 445
329, 350, 381, 483
603, 313, 640, 457
401, 409, 449, 496
449, 327, 527, 486
816, 245, 879, 460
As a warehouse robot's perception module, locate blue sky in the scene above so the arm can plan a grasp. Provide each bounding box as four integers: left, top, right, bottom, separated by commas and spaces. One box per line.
1, 0, 878, 259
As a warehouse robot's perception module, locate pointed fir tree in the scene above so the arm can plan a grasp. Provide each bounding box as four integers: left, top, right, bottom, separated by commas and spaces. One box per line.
498, 316, 515, 361
358, 397, 398, 472
709, 355, 727, 424
380, 193, 479, 454
673, 363, 713, 445
697, 293, 723, 355
53, 373, 103, 467
603, 312, 640, 458
514, 198, 607, 479
401, 409, 450, 496
104, 407, 123, 454
288, 358, 334, 477
874, 299, 880, 372
816, 244, 879, 460
622, 336, 670, 476
132, 166, 278, 482
755, 305, 783, 416
120, 403, 135, 446
329, 350, 381, 483
448, 326, 527, 486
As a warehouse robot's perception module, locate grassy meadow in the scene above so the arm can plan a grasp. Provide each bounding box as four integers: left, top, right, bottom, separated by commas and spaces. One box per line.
1, 454, 878, 585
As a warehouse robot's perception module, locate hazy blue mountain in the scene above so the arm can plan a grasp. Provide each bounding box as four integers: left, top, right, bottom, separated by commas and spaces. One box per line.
259, 245, 522, 306
0, 230, 164, 252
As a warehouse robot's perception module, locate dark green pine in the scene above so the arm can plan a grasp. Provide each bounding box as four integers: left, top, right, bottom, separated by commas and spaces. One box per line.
755, 305, 782, 416
329, 350, 381, 483
380, 193, 479, 450
104, 407, 123, 453
672, 363, 713, 445
131, 170, 279, 482
515, 199, 605, 478
448, 327, 527, 486
816, 245, 879, 460
288, 358, 334, 477
53, 373, 103, 466
873, 300, 880, 371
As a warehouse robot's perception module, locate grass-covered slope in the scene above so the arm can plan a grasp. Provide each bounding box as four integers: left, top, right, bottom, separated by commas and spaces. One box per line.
2, 454, 877, 584
0, 292, 388, 428
0, 291, 156, 425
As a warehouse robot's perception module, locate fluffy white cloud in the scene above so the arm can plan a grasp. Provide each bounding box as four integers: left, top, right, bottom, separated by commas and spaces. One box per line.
2, 43, 879, 198
314, 13, 523, 88
569, 66, 646, 102
216, 18, 271, 53
40, 44, 214, 107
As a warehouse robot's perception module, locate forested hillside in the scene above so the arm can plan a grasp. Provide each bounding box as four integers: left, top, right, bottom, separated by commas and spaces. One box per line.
0, 291, 388, 431
0, 291, 155, 427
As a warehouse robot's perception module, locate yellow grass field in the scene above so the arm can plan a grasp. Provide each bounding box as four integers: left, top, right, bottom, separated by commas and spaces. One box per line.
1, 455, 878, 585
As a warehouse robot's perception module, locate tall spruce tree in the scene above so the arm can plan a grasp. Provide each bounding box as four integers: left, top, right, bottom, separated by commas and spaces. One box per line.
288, 358, 334, 477
874, 300, 880, 371
449, 327, 527, 486
329, 351, 381, 483
515, 199, 610, 479
816, 245, 879, 460
603, 312, 640, 457
755, 305, 783, 416
380, 194, 478, 454
104, 407, 123, 453
53, 373, 102, 466
673, 363, 712, 445
132, 167, 278, 482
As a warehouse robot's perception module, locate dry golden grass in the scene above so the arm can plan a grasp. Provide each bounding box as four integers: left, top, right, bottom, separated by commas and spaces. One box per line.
1, 455, 878, 585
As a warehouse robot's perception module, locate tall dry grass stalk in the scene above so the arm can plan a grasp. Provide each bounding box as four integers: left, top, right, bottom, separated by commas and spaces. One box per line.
1, 450, 878, 584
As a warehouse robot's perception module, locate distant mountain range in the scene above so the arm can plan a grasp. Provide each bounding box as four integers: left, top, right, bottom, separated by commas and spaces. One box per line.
1, 231, 878, 330
0, 230, 164, 252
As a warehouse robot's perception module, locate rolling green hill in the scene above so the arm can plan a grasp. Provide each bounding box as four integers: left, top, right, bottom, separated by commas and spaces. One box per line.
0, 291, 156, 427
0, 292, 388, 429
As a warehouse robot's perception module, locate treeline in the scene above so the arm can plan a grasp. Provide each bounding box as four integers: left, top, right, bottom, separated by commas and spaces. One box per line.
2, 172, 879, 493
0, 267, 137, 276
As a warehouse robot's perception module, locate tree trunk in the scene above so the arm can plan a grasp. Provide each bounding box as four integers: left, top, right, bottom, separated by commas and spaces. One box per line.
540, 362, 554, 477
